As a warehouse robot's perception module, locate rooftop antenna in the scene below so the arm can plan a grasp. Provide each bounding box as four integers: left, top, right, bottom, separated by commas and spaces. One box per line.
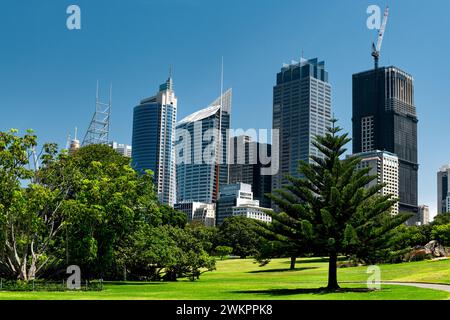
372, 6, 389, 69
214, 56, 224, 202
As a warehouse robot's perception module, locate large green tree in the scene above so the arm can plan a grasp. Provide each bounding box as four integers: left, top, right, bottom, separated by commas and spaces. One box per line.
48, 144, 163, 279
218, 216, 263, 259
0, 130, 65, 280
264, 120, 409, 290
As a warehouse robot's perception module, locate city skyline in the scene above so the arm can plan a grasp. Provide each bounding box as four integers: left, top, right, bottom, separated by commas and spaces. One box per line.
2, 0, 450, 218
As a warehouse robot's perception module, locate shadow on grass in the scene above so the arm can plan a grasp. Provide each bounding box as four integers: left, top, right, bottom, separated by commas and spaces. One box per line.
233, 287, 376, 296
248, 267, 318, 274
105, 281, 167, 286
282, 257, 347, 264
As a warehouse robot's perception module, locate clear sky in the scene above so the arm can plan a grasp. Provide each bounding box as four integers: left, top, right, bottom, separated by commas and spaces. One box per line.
1, 0, 449, 219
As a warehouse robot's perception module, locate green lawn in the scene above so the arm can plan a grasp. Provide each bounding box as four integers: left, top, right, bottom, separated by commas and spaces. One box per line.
0, 257, 449, 300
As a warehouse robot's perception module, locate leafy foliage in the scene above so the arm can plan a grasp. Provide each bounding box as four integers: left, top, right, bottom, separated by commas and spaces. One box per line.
218, 216, 263, 259
431, 223, 450, 246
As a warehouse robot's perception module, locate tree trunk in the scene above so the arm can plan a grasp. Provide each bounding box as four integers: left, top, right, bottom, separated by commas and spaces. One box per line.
327, 252, 340, 290
289, 256, 296, 270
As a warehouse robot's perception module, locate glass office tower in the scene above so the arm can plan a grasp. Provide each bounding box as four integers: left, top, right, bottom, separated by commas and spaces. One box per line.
175, 89, 232, 204
352, 66, 418, 215
131, 77, 177, 206
272, 58, 332, 191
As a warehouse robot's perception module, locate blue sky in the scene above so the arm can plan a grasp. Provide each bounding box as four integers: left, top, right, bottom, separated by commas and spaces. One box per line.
0, 0, 449, 218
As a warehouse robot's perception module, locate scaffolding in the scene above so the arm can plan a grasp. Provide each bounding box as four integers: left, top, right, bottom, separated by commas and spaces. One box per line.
82, 81, 112, 146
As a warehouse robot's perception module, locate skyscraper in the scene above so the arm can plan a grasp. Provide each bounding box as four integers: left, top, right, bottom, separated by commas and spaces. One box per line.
272, 58, 332, 191
175, 89, 232, 204
351, 150, 399, 215
352, 66, 418, 215
131, 77, 177, 206
437, 165, 450, 214
228, 135, 272, 208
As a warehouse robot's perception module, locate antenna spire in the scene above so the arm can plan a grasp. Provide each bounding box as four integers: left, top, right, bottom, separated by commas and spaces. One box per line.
220, 56, 224, 107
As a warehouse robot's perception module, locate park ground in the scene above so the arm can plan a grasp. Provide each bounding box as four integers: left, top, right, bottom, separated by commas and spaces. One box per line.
0, 257, 449, 300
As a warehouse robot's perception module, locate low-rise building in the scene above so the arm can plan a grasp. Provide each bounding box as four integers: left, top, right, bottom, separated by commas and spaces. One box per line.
216, 182, 272, 225
175, 202, 216, 227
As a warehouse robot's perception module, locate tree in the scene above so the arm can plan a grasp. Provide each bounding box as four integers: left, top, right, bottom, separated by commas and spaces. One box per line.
431, 223, 450, 246
187, 223, 219, 255
264, 120, 409, 290
118, 224, 179, 281
0, 130, 66, 280
215, 246, 233, 260
53, 144, 161, 279
218, 216, 262, 259
433, 212, 450, 226
159, 205, 188, 229
163, 227, 216, 281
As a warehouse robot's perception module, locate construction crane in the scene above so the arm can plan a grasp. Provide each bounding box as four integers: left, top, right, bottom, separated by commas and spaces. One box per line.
371, 6, 389, 69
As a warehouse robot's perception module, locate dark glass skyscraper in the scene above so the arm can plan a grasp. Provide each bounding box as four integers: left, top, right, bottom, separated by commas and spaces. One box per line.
272, 58, 332, 191
352, 66, 418, 214
131, 77, 177, 206
228, 135, 272, 208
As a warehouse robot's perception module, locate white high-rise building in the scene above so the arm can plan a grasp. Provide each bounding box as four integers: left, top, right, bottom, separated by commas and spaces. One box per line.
352, 150, 399, 215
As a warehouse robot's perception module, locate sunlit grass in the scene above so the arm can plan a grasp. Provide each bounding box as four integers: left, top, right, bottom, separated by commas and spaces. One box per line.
0, 257, 448, 300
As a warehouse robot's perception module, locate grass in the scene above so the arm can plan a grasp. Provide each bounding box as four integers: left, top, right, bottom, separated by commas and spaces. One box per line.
0, 257, 449, 300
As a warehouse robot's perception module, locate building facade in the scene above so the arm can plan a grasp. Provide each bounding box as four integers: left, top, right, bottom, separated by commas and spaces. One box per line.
418, 205, 430, 225
228, 135, 272, 208
272, 58, 332, 192
109, 141, 132, 158
175, 89, 232, 204
352, 66, 418, 215
437, 165, 450, 214
352, 150, 399, 215
174, 202, 216, 227
216, 182, 272, 225
131, 77, 177, 206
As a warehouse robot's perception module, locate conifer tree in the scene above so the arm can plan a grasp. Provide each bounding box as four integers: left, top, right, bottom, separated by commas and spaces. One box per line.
262, 119, 409, 290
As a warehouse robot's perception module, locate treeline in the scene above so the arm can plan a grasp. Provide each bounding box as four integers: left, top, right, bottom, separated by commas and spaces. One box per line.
0, 130, 216, 282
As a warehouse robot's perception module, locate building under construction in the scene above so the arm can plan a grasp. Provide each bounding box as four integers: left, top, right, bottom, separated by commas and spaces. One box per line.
352, 6, 419, 216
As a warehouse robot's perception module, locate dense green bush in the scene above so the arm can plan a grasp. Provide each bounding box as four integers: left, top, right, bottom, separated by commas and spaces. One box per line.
431, 223, 450, 246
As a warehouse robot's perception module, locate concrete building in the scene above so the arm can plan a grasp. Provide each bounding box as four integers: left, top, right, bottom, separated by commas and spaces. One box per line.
437, 165, 450, 214
228, 135, 272, 208
109, 141, 132, 158
352, 66, 418, 215
131, 77, 177, 206
406, 204, 430, 226
272, 58, 332, 192
352, 150, 399, 215
175, 89, 232, 204
418, 205, 430, 225
216, 182, 272, 225
231, 205, 272, 223
175, 202, 215, 227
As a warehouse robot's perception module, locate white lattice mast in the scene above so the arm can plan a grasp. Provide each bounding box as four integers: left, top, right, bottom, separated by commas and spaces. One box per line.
82, 81, 112, 146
